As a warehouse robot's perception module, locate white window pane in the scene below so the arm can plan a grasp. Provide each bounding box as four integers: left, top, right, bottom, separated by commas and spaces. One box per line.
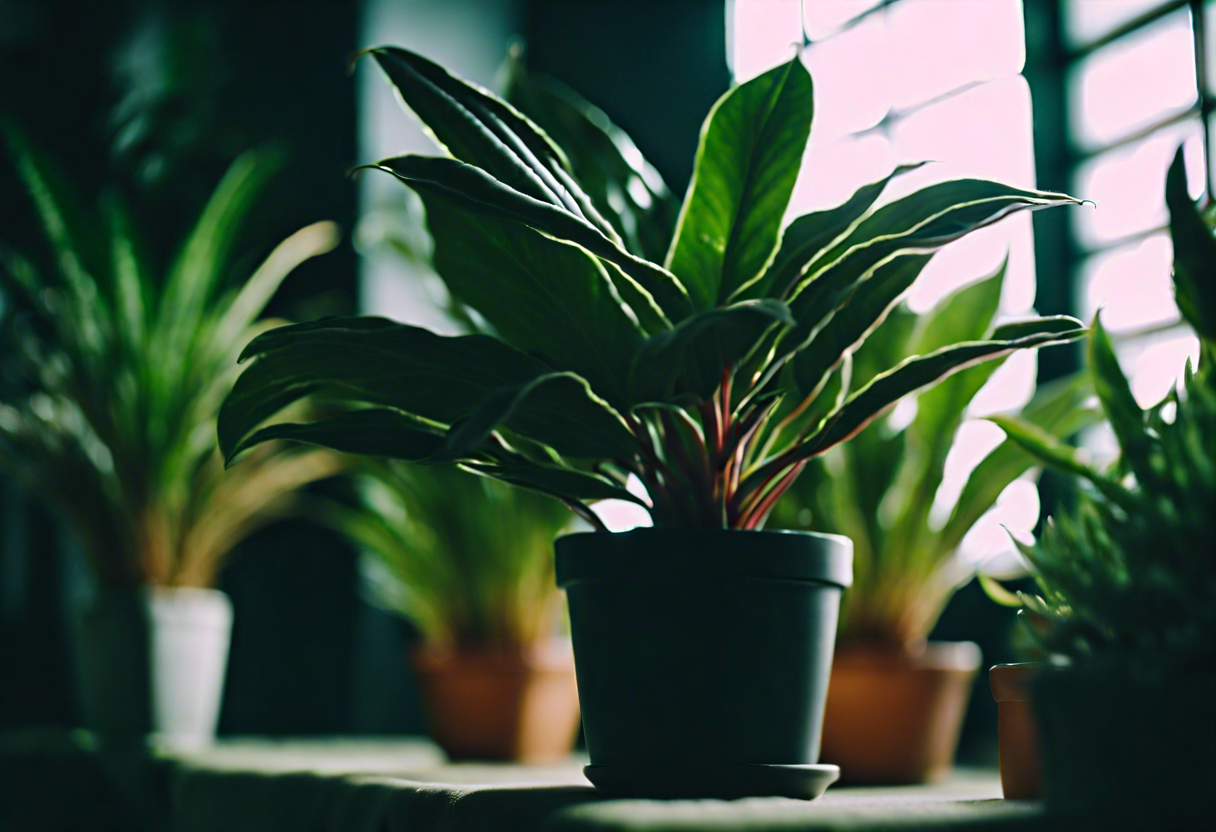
1208, 1, 1216, 92
729, 0, 804, 81
789, 133, 894, 215
1065, 0, 1169, 46
804, 13, 889, 143
802, 0, 882, 40
1070, 9, 1196, 150
1082, 233, 1179, 333
1073, 121, 1206, 248
890, 77, 1036, 187
1125, 330, 1201, 407
886, 0, 1025, 111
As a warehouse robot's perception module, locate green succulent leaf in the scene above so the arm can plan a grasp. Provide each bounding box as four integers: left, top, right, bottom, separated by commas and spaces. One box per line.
1165, 147, 1216, 343
666, 56, 814, 309
1087, 316, 1150, 469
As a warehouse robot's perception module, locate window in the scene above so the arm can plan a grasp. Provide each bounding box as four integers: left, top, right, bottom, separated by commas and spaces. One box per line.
1062, 0, 1212, 409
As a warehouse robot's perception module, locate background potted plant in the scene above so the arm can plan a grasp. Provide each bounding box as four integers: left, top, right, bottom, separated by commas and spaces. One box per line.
989, 150, 1215, 825
0, 128, 343, 746
324, 460, 579, 762
768, 262, 1099, 784
218, 47, 1085, 797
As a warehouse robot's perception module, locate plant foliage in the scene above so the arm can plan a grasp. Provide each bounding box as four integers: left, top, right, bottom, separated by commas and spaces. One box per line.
0, 127, 343, 588
219, 48, 1085, 530
327, 461, 572, 648
771, 260, 1101, 647
991, 150, 1216, 669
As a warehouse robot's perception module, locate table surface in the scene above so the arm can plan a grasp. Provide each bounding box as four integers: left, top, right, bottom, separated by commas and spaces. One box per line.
166, 739, 1047, 832
2, 734, 1049, 832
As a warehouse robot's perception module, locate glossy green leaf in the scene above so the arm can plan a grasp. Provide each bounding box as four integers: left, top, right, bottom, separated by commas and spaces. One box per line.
503, 58, 679, 264
220, 318, 556, 463
461, 461, 647, 506
666, 57, 814, 309
419, 192, 644, 406
369, 46, 609, 231
744, 162, 926, 302
799, 320, 1086, 460
240, 409, 447, 461
372, 154, 691, 325
629, 299, 794, 403
792, 254, 933, 395
1087, 316, 1148, 471
437, 371, 639, 461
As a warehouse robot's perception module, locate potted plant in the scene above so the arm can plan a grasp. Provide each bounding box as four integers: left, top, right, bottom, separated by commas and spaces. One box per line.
218, 47, 1085, 797
767, 262, 1100, 784
0, 128, 343, 747
990, 149, 1215, 825
324, 460, 579, 761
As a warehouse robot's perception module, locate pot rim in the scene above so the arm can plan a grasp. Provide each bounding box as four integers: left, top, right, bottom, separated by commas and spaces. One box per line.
555, 527, 852, 588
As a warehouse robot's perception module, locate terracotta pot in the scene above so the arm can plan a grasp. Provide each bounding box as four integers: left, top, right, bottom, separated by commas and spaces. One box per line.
989, 662, 1041, 799
411, 638, 580, 763
819, 641, 981, 784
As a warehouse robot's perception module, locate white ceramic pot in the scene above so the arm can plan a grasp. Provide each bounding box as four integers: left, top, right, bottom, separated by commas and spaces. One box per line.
76, 587, 233, 748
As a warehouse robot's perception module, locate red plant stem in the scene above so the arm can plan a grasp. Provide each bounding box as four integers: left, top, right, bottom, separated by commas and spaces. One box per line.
741, 460, 807, 530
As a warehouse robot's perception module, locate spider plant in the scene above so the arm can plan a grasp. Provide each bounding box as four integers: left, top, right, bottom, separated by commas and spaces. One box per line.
331, 460, 572, 648
219, 48, 1086, 530
770, 261, 1101, 648
0, 126, 342, 589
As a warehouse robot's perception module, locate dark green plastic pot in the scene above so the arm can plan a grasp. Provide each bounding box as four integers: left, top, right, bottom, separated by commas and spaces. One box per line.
555, 528, 852, 799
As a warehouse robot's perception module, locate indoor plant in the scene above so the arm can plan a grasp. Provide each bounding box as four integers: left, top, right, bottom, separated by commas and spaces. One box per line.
768, 264, 1099, 784
0, 128, 343, 746
327, 460, 579, 761
219, 48, 1085, 797
990, 150, 1215, 825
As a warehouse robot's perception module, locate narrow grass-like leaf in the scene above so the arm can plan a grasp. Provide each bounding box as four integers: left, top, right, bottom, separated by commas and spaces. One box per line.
667, 56, 814, 308
1165, 147, 1216, 342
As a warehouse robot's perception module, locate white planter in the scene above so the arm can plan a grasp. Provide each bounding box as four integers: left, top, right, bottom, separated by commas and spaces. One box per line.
76, 587, 233, 748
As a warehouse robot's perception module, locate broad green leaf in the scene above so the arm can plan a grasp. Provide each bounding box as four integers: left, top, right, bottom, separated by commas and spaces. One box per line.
461, 461, 647, 506
369, 46, 613, 235
419, 192, 644, 406
666, 57, 814, 309
744, 162, 926, 302
792, 254, 932, 395
797, 320, 1086, 461
985, 415, 1100, 484
219, 318, 556, 463
437, 371, 639, 461
372, 154, 691, 324
629, 299, 794, 403
503, 59, 679, 264
238, 409, 447, 461
776, 182, 1082, 368
1165, 147, 1216, 342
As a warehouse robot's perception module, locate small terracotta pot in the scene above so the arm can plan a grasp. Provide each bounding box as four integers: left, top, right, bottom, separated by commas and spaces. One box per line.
411, 639, 580, 763
989, 662, 1041, 799
820, 641, 981, 784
